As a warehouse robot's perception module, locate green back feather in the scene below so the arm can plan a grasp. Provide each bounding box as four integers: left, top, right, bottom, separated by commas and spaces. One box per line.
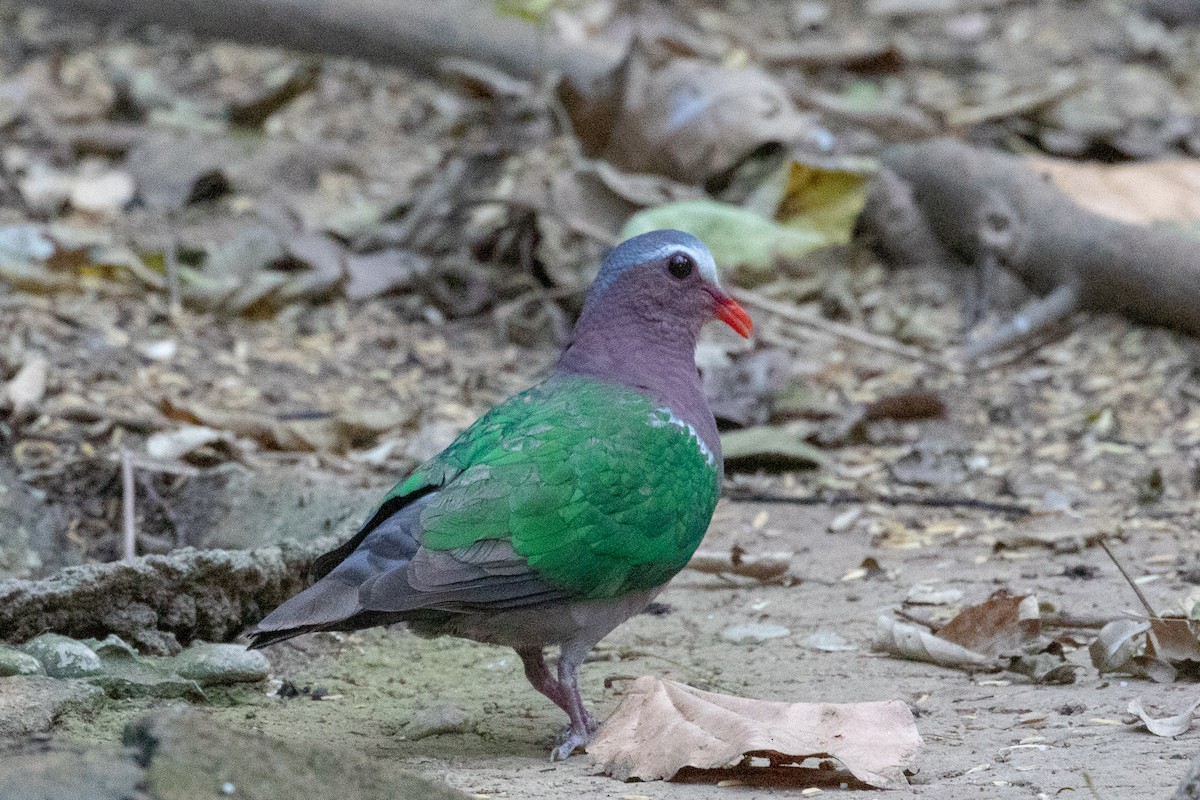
380, 375, 719, 599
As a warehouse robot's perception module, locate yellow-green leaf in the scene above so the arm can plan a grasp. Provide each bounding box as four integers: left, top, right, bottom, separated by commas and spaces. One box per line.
746, 158, 874, 243
621, 200, 826, 283
494, 0, 557, 23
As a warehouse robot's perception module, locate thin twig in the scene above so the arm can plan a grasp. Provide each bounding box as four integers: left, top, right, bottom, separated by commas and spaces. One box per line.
121, 448, 136, 563
734, 288, 959, 372
166, 238, 182, 319
1097, 535, 1158, 618
963, 283, 1080, 361
724, 488, 1034, 516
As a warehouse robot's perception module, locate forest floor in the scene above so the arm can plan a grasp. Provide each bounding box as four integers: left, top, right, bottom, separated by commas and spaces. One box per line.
2, 0, 1200, 797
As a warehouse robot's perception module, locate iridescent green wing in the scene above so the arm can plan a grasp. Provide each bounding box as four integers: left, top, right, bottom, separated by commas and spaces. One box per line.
382, 375, 720, 599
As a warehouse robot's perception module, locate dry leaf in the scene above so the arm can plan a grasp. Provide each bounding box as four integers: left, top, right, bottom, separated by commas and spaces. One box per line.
146, 425, 227, 461
1089, 619, 1175, 683
69, 167, 136, 216
1149, 618, 1200, 664
1030, 157, 1200, 227
873, 615, 997, 672
937, 592, 1040, 657
875, 593, 1068, 680
4, 356, 48, 413
996, 514, 1102, 552
588, 677, 920, 790
1129, 697, 1200, 738
688, 547, 792, 582
720, 424, 826, 471
161, 398, 312, 451
548, 160, 704, 240
564, 42, 823, 183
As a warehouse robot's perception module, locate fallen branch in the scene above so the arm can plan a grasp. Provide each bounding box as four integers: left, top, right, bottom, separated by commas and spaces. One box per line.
35, 0, 821, 185
32, 0, 618, 88
0, 537, 336, 653
859, 138, 1200, 358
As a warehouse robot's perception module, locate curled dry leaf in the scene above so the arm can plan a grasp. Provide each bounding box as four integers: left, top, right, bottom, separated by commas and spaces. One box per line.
1129, 697, 1200, 738
1088, 619, 1175, 683
161, 398, 311, 452
876, 592, 1070, 680
588, 677, 921, 790
873, 615, 997, 672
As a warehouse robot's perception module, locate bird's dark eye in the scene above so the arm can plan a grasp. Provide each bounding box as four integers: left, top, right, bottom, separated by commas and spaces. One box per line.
667, 253, 694, 279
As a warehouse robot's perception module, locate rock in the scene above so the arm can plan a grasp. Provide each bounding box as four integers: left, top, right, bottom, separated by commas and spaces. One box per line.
720, 622, 791, 644
0, 676, 103, 740
173, 642, 270, 685
79, 635, 205, 700
0, 645, 44, 676
0, 535, 338, 649
0, 460, 57, 580
124, 709, 465, 800
21, 634, 101, 678
403, 704, 472, 741
0, 745, 144, 800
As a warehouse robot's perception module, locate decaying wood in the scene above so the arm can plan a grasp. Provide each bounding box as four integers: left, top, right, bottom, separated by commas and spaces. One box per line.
859, 138, 1200, 358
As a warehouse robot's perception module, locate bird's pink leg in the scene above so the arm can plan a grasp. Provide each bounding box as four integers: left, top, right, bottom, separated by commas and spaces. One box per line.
550, 644, 599, 761
516, 647, 571, 714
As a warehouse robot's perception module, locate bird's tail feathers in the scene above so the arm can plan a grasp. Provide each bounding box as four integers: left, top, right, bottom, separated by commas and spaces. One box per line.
244, 577, 362, 649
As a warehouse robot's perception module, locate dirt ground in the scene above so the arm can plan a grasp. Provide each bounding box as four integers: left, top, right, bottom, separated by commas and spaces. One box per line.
3, 0, 1200, 796
54, 494, 1200, 798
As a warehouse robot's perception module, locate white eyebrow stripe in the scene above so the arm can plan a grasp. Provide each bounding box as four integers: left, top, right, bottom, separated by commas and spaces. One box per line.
635, 243, 721, 286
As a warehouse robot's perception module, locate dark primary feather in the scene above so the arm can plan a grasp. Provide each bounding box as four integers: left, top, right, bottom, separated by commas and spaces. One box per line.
247, 491, 571, 649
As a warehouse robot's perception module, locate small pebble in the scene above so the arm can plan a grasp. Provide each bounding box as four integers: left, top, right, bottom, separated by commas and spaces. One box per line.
174, 643, 270, 685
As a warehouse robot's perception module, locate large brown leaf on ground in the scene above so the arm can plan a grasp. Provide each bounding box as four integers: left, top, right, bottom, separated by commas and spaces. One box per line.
587, 677, 921, 789
1030, 157, 1200, 227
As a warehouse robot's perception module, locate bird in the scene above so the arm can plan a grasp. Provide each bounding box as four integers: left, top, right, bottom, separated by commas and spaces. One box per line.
246, 229, 752, 760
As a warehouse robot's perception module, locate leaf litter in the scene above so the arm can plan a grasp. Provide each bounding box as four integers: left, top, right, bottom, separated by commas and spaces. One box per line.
876, 592, 1076, 683
587, 677, 921, 789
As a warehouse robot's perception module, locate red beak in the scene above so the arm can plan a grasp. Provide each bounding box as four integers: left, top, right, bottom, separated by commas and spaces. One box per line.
706, 287, 753, 338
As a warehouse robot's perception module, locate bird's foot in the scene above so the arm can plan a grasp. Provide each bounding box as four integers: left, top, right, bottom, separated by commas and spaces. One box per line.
550, 725, 593, 761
